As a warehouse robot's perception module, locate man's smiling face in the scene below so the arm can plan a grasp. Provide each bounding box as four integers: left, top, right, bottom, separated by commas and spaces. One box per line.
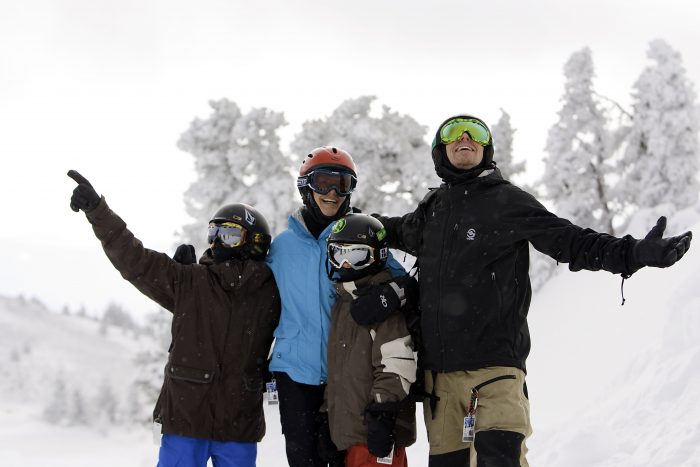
445, 132, 485, 170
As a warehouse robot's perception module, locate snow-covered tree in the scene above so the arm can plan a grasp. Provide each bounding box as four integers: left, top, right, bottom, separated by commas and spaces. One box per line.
70, 388, 90, 426
541, 48, 617, 234
100, 302, 136, 333
178, 99, 294, 251
94, 378, 119, 425
43, 374, 69, 424
616, 39, 700, 213
127, 310, 170, 424
491, 109, 525, 180
290, 96, 438, 215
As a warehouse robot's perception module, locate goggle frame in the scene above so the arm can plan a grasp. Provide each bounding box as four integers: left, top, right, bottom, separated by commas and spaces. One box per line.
438, 118, 491, 147
297, 168, 358, 196
327, 242, 387, 271
207, 221, 247, 248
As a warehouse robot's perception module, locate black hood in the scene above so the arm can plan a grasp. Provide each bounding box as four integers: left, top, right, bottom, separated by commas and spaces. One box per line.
431, 114, 495, 184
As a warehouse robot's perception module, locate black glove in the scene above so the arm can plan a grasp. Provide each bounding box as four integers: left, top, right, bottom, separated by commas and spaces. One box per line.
67, 170, 101, 213
316, 412, 344, 464
173, 244, 197, 265
631, 216, 692, 270
365, 401, 398, 458
350, 275, 418, 326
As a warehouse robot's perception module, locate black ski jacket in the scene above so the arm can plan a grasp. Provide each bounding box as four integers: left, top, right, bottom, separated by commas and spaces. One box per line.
378, 168, 637, 373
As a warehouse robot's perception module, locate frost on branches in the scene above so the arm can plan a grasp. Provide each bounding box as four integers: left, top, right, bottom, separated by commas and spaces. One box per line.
491, 108, 525, 182
541, 47, 617, 234
177, 99, 295, 252
290, 96, 439, 216
617, 39, 700, 214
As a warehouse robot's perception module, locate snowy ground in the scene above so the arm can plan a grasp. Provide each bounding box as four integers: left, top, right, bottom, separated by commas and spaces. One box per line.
1, 209, 699, 466
0, 397, 430, 466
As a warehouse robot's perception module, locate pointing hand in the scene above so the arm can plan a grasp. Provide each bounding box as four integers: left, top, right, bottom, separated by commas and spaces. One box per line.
67, 170, 101, 213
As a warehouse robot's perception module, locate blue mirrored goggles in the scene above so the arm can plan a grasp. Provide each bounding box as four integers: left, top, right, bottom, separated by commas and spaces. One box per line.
207, 222, 246, 248
297, 169, 357, 196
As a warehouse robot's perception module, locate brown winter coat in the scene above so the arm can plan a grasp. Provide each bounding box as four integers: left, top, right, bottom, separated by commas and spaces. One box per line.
85, 198, 280, 442
326, 269, 417, 451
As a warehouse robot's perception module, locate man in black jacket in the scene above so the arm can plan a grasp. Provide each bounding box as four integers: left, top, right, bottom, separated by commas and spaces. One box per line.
352, 115, 692, 467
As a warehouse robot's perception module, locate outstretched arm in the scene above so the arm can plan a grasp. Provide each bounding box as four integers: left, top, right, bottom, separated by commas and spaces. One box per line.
68, 170, 182, 311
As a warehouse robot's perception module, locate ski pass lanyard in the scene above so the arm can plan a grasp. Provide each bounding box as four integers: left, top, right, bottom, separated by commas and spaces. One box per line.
463, 388, 478, 443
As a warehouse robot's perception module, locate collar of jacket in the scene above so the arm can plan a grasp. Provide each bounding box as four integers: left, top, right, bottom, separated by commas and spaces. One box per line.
442, 166, 507, 189
289, 207, 335, 241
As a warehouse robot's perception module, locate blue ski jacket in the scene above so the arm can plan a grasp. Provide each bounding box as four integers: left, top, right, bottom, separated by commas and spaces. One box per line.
267, 208, 404, 385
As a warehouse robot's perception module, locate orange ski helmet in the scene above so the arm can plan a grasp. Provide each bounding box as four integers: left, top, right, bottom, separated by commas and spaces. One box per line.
298, 146, 357, 177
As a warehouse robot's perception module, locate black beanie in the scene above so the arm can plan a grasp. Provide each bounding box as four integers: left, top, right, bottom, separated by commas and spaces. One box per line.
431, 114, 495, 183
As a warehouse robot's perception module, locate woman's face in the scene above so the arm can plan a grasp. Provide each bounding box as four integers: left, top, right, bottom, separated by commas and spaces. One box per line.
312, 189, 346, 217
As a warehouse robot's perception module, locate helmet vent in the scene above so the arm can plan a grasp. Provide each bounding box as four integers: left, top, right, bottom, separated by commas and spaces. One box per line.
331, 147, 338, 153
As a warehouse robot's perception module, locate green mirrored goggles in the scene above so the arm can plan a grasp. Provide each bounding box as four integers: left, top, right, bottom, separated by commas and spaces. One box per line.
437, 118, 491, 147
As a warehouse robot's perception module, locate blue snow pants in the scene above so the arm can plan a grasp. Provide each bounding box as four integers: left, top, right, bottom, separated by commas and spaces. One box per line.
157, 433, 257, 467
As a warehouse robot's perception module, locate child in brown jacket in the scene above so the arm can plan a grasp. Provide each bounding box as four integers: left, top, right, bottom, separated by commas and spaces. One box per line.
322, 213, 418, 467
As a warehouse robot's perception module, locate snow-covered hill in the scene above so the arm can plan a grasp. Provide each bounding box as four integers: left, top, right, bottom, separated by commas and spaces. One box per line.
527, 211, 700, 466
1, 211, 699, 466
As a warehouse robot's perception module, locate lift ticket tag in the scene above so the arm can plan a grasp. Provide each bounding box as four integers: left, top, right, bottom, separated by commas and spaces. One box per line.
377, 446, 394, 464
266, 379, 279, 405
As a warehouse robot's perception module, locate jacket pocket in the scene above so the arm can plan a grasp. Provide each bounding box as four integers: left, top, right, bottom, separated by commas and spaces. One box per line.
167, 363, 214, 384
243, 372, 264, 392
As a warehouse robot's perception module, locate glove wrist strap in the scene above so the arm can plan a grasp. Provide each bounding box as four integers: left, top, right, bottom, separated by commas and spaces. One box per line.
388, 281, 406, 307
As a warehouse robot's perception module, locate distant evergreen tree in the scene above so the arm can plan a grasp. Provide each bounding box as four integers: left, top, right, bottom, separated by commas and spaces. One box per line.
43, 374, 69, 424
178, 99, 294, 251
491, 109, 525, 180
100, 302, 137, 333
541, 48, 617, 234
70, 388, 90, 426
127, 310, 170, 424
291, 96, 438, 215
616, 39, 700, 213
95, 378, 119, 424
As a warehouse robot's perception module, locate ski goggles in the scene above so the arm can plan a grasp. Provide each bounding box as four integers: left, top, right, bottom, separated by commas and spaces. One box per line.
207, 222, 247, 248
438, 118, 491, 147
297, 169, 357, 196
327, 243, 387, 270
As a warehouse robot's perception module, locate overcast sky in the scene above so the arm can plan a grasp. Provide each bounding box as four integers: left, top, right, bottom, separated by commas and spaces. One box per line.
2, 0, 699, 316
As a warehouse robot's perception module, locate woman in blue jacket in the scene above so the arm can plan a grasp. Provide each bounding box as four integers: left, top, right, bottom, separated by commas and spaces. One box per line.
266, 147, 406, 466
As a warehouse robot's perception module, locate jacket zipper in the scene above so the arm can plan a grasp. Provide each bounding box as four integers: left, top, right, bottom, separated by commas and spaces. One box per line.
491, 272, 503, 319
437, 184, 457, 370
473, 374, 517, 392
